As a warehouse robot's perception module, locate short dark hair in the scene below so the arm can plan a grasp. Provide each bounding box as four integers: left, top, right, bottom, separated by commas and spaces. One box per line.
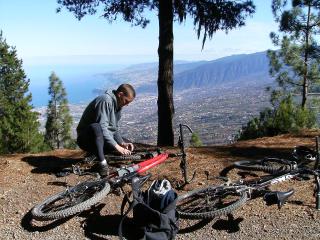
116, 84, 136, 98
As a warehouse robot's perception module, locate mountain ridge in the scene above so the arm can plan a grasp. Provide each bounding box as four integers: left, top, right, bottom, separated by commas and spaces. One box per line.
98, 51, 272, 94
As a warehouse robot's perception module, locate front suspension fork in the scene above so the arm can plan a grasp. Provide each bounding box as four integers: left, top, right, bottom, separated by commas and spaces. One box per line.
178, 123, 195, 185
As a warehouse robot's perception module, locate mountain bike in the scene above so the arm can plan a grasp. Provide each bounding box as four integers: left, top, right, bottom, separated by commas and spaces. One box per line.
177, 140, 320, 220
31, 124, 194, 221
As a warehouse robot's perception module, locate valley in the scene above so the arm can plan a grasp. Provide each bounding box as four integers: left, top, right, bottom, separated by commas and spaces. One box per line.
35, 81, 271, 146
33, 51, 273, 146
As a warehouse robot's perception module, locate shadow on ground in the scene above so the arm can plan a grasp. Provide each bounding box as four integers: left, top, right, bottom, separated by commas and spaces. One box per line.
82, 205, 142, 240
21, 205, 110, 235
178, 214, 243, 235
178, 219, 212, 234
22, 155, 80, 175
21, 209, 73, 232
212, 214, 243, 233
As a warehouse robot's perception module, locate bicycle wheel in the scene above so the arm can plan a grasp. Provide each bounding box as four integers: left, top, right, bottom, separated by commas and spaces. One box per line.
31, 180, 110, 221
233, 158, 293, 174
177, 186, 248, 219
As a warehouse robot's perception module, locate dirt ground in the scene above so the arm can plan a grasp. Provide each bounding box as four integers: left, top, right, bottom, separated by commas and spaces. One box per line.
1, 131, 320, 240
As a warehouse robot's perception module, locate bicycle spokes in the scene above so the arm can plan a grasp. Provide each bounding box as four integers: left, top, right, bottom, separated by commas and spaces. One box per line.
178, 188, 241, 214
42, 183, 104, 213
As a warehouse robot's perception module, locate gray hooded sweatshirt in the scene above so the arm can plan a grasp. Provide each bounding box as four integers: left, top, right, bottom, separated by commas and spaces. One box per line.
76, 90, 124, 148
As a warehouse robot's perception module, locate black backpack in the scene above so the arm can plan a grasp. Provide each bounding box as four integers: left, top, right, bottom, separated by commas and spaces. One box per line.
119, 177, 179, 240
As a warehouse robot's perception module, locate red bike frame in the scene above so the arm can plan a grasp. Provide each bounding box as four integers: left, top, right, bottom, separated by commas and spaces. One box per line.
136, 153, 169, 173
107, 153, 170, 180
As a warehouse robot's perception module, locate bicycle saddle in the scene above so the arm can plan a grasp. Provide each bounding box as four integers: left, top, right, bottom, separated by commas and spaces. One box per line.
263, 189, 295, 209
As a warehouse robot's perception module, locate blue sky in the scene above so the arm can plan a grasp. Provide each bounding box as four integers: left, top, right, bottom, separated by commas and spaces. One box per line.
0, 0, 278, 65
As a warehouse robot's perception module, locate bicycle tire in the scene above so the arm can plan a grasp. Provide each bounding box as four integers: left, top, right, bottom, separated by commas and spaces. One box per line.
106, 150, 161, 161
233, 158, 292, 174
31, 180, 110, 221
177, 186, 248, 219
106, 154, 142, 161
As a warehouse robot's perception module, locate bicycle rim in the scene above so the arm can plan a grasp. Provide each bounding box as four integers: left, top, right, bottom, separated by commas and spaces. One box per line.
177, 186, 248, 219
31, 180, 110, 221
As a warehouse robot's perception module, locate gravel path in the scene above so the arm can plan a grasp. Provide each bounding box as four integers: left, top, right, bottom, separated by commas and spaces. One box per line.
1, 133, 320, 239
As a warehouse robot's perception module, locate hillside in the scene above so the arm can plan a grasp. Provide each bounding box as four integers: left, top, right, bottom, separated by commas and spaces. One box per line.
174, 51, 271, 90
97, 51, 272, 94
1, 131, 320, 239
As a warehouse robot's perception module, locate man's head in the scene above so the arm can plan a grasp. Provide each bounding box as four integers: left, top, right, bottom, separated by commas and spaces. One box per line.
115, 83, 136, 108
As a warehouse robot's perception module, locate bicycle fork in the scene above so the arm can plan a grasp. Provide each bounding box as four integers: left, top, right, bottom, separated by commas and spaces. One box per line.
178, 123, 195, 185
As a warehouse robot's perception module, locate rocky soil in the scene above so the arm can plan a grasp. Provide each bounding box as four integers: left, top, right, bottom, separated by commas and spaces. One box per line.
1, 131, 320, 240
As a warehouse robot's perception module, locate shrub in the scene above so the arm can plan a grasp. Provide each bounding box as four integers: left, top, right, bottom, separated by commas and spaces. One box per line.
239, 96, 317, 140
190, 132, 203, 147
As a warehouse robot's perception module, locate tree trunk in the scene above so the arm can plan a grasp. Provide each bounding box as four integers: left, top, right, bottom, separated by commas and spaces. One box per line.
302, 4, 311, 109
157, 0, 174, 146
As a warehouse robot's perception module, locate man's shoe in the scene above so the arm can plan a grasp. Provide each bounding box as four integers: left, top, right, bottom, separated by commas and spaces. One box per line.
98, 164, 109, 177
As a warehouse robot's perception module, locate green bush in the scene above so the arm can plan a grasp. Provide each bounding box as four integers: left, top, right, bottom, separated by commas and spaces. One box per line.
239, 96, 317, 140
190, 132, 203, 147
63, 138, 78, 149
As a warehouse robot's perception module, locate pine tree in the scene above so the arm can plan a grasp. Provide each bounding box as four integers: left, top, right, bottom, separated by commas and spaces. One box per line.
45, 72, 73, 149
268, 0, 320, 109
238, 1, 320, 141
0, 32, 44, 153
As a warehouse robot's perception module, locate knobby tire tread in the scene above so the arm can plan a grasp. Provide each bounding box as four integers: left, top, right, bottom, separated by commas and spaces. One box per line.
105, 150, 160, 161
233, 159, 291, 174
106, 154, 142, 161
31, 180, 110, 221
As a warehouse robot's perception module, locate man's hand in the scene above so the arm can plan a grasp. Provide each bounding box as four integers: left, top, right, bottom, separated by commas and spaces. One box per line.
121, 142, 134, 152
115, 144, 132, 155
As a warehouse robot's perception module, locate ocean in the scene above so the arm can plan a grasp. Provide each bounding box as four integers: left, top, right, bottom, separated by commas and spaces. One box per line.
24, 64, 127, 107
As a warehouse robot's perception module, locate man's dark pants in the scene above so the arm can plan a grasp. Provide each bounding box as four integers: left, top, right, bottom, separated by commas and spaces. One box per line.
77, 123, 113, 162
